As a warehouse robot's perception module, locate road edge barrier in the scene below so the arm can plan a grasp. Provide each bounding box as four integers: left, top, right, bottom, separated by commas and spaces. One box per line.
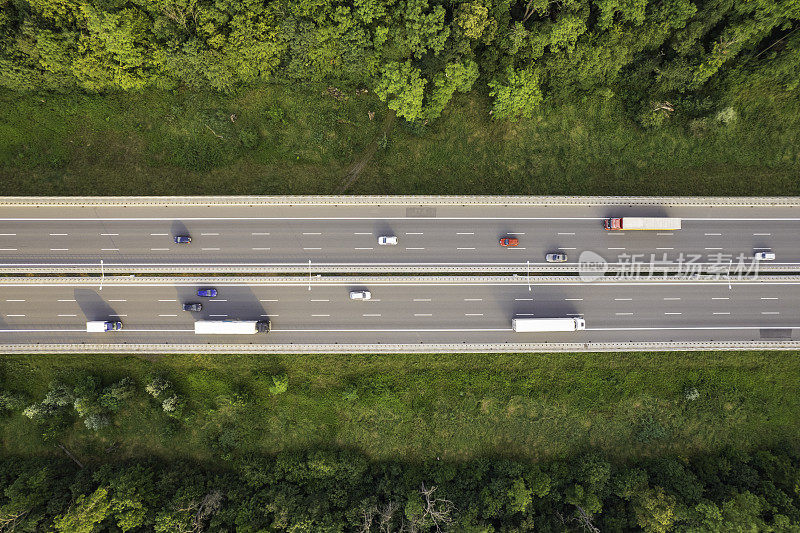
2, 195, 800, 207
0, 342, 798, 354
2, 275, 800, 285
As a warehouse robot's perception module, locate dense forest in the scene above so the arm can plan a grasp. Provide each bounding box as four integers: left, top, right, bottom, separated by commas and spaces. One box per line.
1, 0, 799, 123
1, 448, 799, 531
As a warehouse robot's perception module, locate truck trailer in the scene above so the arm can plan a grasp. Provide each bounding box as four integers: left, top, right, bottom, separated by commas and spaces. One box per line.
512, 317, 586, 332
193, 320, 270, 335
86, 321, 123, 332
603, 217, 681, 230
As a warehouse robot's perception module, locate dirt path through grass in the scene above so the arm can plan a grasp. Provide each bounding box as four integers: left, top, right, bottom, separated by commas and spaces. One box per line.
336, 109, 395, 193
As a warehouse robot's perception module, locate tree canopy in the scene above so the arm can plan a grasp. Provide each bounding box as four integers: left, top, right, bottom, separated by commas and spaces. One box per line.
1, 0, 798, 122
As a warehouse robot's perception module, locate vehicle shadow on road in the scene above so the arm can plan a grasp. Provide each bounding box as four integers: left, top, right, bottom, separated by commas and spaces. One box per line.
74, 289, 118, 321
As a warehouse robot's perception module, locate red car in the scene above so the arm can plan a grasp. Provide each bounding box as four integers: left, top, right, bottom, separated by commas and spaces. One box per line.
499, 237, 519, 247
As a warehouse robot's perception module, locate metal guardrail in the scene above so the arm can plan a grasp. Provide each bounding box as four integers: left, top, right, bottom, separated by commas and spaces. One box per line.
1, 275, 800, 285
0, 341, 798, 354
1, 195, 800, 207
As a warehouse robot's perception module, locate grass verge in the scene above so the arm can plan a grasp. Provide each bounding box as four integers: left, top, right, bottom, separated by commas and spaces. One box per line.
1, 351, 798, 464
1, 82, 799, 196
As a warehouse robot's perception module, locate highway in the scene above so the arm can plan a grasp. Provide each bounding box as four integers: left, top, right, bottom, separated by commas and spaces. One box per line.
1, 204, 800, 272
0, 277, 797, 346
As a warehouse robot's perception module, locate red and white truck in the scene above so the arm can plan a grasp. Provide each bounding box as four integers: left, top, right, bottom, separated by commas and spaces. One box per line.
603, 217, 681, 231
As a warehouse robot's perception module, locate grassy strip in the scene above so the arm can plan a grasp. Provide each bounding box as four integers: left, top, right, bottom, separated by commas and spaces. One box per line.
1, 82, 799, 196
1, 351, 798, 463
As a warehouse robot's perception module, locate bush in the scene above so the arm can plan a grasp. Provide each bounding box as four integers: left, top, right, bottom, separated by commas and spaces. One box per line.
269, 374, 288, 396
84, 413, 110, 431
0, 391, 28, 414
146, 378, 172, 400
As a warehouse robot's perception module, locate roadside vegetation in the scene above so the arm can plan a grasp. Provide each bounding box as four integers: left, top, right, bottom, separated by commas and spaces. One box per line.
2, 351, 799, 530
2, 351, 798, 462
2, 82, 800, 196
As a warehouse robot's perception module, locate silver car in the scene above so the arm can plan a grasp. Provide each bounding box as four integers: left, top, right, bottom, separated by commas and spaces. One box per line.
545, 252, 568, 263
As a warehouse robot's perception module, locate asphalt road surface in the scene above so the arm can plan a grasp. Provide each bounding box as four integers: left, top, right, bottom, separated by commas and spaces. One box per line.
0, 279, 797, 345
1, 204, 799, 271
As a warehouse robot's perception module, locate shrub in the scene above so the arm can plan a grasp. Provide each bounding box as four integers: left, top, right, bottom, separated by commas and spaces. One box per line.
146, 378, 172, 399
84, 413, 110, 431
269, 374, 288, 396
715, 107, 738, 125
0, 391, 28, 413
42, 383, 73, 407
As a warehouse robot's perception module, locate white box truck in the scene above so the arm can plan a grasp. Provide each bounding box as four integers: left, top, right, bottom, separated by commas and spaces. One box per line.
604, 217, 681, 230
512, 317, 585, 332
194, 320, 270, 335
86, 321, 123, 332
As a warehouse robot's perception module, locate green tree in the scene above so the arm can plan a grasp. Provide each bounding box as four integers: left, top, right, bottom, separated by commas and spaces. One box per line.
374, 60, 427, 121
54, 486, 113, 533
488, 66, 543, 120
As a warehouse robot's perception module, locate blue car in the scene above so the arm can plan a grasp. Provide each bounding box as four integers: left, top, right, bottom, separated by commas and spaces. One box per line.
197, 288, 217, 297
174, 235, 192, 244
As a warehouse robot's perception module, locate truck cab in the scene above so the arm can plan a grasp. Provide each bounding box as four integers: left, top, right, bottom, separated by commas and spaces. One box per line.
86, 321, 123, 332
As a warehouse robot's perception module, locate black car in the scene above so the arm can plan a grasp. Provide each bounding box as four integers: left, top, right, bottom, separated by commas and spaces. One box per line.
182, 302, 202, 312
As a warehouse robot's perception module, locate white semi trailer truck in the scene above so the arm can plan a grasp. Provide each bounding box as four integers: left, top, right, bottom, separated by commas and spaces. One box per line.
194, 320, 270, 334
603, 217, 681, 230
512, 317, 585, 332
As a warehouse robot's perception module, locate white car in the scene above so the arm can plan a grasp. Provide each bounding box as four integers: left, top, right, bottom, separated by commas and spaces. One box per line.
349, 290, 372, 300
545, 252, 568, 263
754, 251, 776, 261
378, 235, 398, 245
